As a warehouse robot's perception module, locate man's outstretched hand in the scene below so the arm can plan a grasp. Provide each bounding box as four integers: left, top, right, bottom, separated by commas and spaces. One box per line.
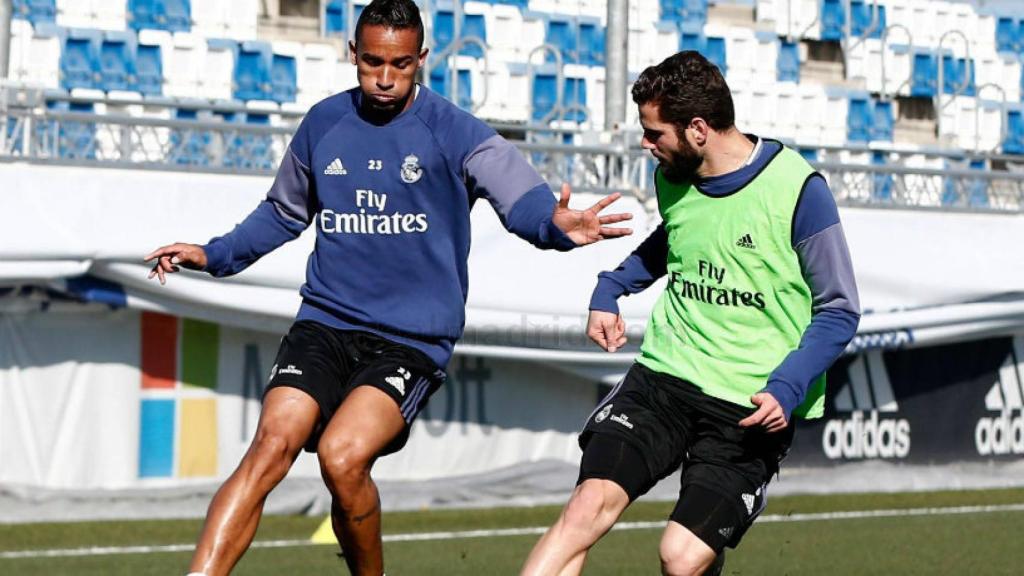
144, 243, 207, 285
551, 183, 633, 246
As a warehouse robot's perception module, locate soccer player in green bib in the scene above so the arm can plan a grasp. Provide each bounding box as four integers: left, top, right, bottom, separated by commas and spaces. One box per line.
522, 51, 860, 575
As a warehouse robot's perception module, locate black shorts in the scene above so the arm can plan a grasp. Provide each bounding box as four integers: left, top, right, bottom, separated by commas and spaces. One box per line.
578, 363, 793, 552
265, 320, 446, 454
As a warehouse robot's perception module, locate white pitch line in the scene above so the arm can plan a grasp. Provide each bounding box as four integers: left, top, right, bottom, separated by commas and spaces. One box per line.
3, 503, 1023, 560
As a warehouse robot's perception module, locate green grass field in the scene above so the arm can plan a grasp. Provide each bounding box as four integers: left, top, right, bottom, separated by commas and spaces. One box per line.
2, 488, 1022, 575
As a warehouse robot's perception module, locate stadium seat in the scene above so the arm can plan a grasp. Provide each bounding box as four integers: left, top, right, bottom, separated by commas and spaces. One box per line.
325, 0, 346, 36
777, 40, 799, 82
846, 95, 870, 143
163, 0, 192, 32
819, 0, 844, 41
871, 151, 892, 201
546, 16, 577, 63
562, 73, 587, 123
911, 52, 937, 97
169, 107, 210, 166
192, 0, 230, 39
995, 17, 1017, 54
798, 148, 818, 163
577, 19, 604, 67
60, 29, 101, 91
871, 99, 893, 142
297, 43, 340, 108
433, 7, 456, 53
430, 65, 472, 109
128, 0, 191, 33
234, 41, 274, 101
704, 37, 727, 76
270, 43, 300, 104
98, 32, 136, 93
163, 32, 206, 99
7, 20, 61, 88
12, 0, 56, 25
850, 0, 885, 40
461, 8, 488, 59
485, 3, 525, 62
134, 42, 163, 96
47, 99, 97, 160
202, 39, 236, 101
1005, 109, 1024, 154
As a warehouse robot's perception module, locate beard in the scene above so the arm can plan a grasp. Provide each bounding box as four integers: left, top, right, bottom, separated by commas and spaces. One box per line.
658, 142, 702, 183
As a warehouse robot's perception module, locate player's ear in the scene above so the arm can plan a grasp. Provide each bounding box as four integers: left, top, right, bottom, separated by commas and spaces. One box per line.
418, 47, 429, 68
349, 40, 357, 65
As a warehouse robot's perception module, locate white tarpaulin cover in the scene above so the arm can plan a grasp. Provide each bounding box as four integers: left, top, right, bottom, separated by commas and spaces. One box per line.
1, 162, 1023, 511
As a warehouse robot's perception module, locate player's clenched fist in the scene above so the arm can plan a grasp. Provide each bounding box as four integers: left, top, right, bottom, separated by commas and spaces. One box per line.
587, 309, 627, 353
144, 243, 207, 285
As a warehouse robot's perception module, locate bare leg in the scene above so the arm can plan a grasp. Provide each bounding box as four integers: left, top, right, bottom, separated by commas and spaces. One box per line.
188, 387, 320, 576
659, 521, 717, 576
317, 386, 406, 576
520, 479, 631, 576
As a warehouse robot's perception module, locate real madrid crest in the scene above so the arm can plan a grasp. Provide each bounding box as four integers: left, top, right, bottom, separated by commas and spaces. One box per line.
400, 154, 422, 184
595, 404, 612, 423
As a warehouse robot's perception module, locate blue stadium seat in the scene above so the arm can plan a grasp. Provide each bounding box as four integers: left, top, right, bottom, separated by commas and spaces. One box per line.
271, 54, 298, 103
135, 43, 163, 96
99, 33, 136, 92
846, 96, 870, 142
128, 0, 191, 33
546, 16, 577, 63
532, 72, 558, 121
966, 159, 988, 208
798, 148, 818, 163
871, 151, 892, 201
871, 99, 893, 141
911, 52, 937, 97
777, 41, 800, 82
169, 108, 209, 166
433, 9, 455, 53
659, 0, 707, 26
325, 0, 345, 35
850, 1, 885, 40
704, 37, 727, 76
578, 20, 605, 67
461, 13, 487, 58
46, 100, 96, 160
234, 41, 273, 101
820, 0, 845, 41
429, 67, 472, 109
1004, 110, 1024, 154
996, 18, 1017, 54
222, 113, 274, 170
942, 55, 975, 96
679, 29, 704, 52
12, 0, 56, 25
61, 29, 101, 91
163, 0, 192, 32
563, 76, 587, 123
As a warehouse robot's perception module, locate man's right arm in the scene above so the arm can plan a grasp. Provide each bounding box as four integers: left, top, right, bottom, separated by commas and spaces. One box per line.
202, 131, 317, 277
588, 224, 669, 315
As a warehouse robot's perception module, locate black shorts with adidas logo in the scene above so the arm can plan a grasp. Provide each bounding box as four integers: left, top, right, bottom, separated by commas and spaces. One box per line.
265, 320, 447, 455
578, 362, 794, 552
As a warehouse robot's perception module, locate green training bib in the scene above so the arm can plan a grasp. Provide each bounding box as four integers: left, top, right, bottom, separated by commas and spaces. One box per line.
637, 144, 825, 419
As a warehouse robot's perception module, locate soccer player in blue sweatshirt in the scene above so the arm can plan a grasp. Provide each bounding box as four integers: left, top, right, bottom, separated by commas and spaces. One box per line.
144, 1, 631, 574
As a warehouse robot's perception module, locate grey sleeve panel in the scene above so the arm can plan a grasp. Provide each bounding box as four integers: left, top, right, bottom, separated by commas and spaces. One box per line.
796, 222, 861, 314
463, 134, 548, 217
267, 147, 313, 224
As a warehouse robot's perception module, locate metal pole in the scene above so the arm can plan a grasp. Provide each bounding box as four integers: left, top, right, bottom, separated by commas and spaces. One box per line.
0, 0, 13, 80
605, 0, 627, 130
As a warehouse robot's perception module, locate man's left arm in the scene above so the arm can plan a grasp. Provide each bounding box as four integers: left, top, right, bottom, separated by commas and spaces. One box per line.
463, 135, 631, 249
745, 174, 861, 430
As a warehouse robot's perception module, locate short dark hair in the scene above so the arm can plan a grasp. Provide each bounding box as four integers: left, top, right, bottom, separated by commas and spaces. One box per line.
631, 51, 735, 132
354, 0, 425, 50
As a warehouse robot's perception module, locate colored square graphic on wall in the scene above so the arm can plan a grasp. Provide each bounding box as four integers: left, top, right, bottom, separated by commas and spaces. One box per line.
178, 398, 218, 477
139, 398, 175, 477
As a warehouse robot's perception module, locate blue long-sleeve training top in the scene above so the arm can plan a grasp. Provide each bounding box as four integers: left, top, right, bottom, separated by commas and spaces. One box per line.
202, 85, 576, 369
590, 139, 860, 420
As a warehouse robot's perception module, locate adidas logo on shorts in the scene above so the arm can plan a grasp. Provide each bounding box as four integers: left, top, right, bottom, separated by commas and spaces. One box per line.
385, 367, 412, 395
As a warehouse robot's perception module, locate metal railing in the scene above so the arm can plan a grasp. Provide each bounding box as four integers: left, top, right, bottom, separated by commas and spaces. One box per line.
3, 89, 1024, 213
